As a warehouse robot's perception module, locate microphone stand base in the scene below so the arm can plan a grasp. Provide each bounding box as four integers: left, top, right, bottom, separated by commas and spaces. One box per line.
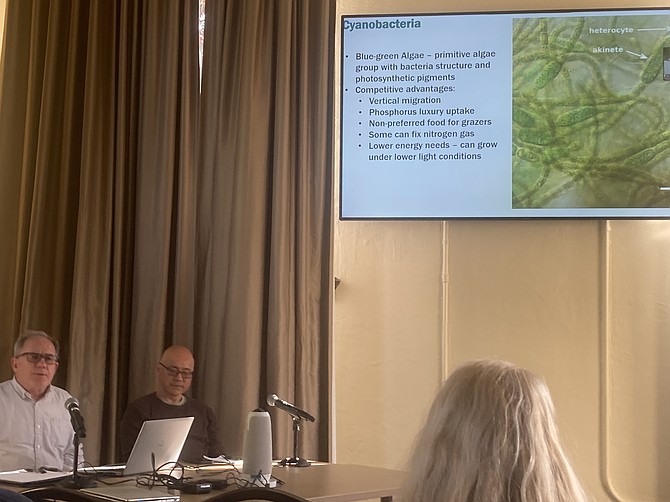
64, 431, 97, 488
278, 457, 311, 468
60, 477, 98, 489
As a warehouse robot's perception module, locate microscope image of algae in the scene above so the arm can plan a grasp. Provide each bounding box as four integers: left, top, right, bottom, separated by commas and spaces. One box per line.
512, 15, 670, 209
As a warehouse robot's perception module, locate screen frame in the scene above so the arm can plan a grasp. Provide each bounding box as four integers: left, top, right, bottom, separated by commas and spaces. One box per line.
338, 6, 670, 221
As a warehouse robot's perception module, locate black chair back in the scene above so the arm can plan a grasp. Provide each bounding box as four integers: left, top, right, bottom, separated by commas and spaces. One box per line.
205, 486, 310, 502
0, 488, 32, 502
20, 487, 100, 502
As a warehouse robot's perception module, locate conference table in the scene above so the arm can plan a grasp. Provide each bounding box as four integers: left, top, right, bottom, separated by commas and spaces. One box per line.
3, 463, 404, 502
189, 462, 402, 501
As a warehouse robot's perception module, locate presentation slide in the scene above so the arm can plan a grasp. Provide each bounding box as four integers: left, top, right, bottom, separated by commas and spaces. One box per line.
340, 9, 670, 219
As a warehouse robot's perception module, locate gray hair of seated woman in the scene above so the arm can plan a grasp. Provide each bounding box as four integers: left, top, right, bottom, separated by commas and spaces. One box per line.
400, 359, 589, 502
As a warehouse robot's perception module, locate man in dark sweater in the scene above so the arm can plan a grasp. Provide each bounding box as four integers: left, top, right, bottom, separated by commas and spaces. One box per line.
119, 346, 223, 463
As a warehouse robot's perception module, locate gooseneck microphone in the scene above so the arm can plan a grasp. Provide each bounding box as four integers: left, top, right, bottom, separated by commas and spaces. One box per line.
65, 397, 87, 438
266, 394, 315, 422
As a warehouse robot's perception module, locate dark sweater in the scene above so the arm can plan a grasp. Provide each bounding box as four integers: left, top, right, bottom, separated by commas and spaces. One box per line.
120, 392, 223, 463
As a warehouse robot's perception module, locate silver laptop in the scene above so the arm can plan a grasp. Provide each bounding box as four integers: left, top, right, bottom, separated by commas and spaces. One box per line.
81, 484, 180, 502
81, 417, 194, 476
124, 416, 194, 475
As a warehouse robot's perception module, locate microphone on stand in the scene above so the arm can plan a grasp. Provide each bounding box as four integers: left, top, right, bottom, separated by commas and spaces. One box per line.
266, 394, 315, 422
266, 394, 315, 468
65, 397, 87, 438
61, 397, 96, 488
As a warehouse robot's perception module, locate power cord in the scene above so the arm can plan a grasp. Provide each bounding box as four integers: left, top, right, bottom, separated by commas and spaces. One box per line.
136, 453, 282, 493
135, 454, 214, 494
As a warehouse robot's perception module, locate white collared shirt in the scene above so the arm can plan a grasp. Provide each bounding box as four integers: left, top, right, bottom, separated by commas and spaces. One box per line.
0, 378, 83, 471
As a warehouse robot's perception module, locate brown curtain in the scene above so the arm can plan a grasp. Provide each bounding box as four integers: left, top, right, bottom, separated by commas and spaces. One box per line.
196, 0, 333, 460
0, 0, 202, 463
0, 0, 332, 465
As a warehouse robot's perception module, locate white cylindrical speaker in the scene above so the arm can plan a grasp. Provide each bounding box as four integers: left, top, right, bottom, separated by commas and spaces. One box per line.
242, 408, 275, 487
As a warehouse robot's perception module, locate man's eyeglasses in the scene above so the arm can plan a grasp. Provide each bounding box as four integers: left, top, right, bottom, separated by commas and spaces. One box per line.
158, 362, 193, 380
17, 352, 59, 365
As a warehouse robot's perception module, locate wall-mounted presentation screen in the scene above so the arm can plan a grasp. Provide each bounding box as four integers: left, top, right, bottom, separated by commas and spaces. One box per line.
340, 9, 670, 219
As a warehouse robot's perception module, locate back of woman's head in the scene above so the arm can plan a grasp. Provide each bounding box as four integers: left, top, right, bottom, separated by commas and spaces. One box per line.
401, 359, 588, 502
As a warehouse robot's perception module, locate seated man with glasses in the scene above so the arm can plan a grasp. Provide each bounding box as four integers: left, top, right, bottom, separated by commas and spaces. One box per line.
0, 330, 84, 471
119, 345, 223, 463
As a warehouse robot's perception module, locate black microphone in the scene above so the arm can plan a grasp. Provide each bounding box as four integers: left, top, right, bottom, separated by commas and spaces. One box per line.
65, 397, 87, 438
266, 394, 315, 422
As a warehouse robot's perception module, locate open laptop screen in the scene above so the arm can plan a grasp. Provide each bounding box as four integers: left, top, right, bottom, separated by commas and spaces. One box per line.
123, 417, 194, 475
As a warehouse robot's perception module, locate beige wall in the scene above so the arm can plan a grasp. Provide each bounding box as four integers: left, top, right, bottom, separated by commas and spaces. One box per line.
333, 1, 670, 501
